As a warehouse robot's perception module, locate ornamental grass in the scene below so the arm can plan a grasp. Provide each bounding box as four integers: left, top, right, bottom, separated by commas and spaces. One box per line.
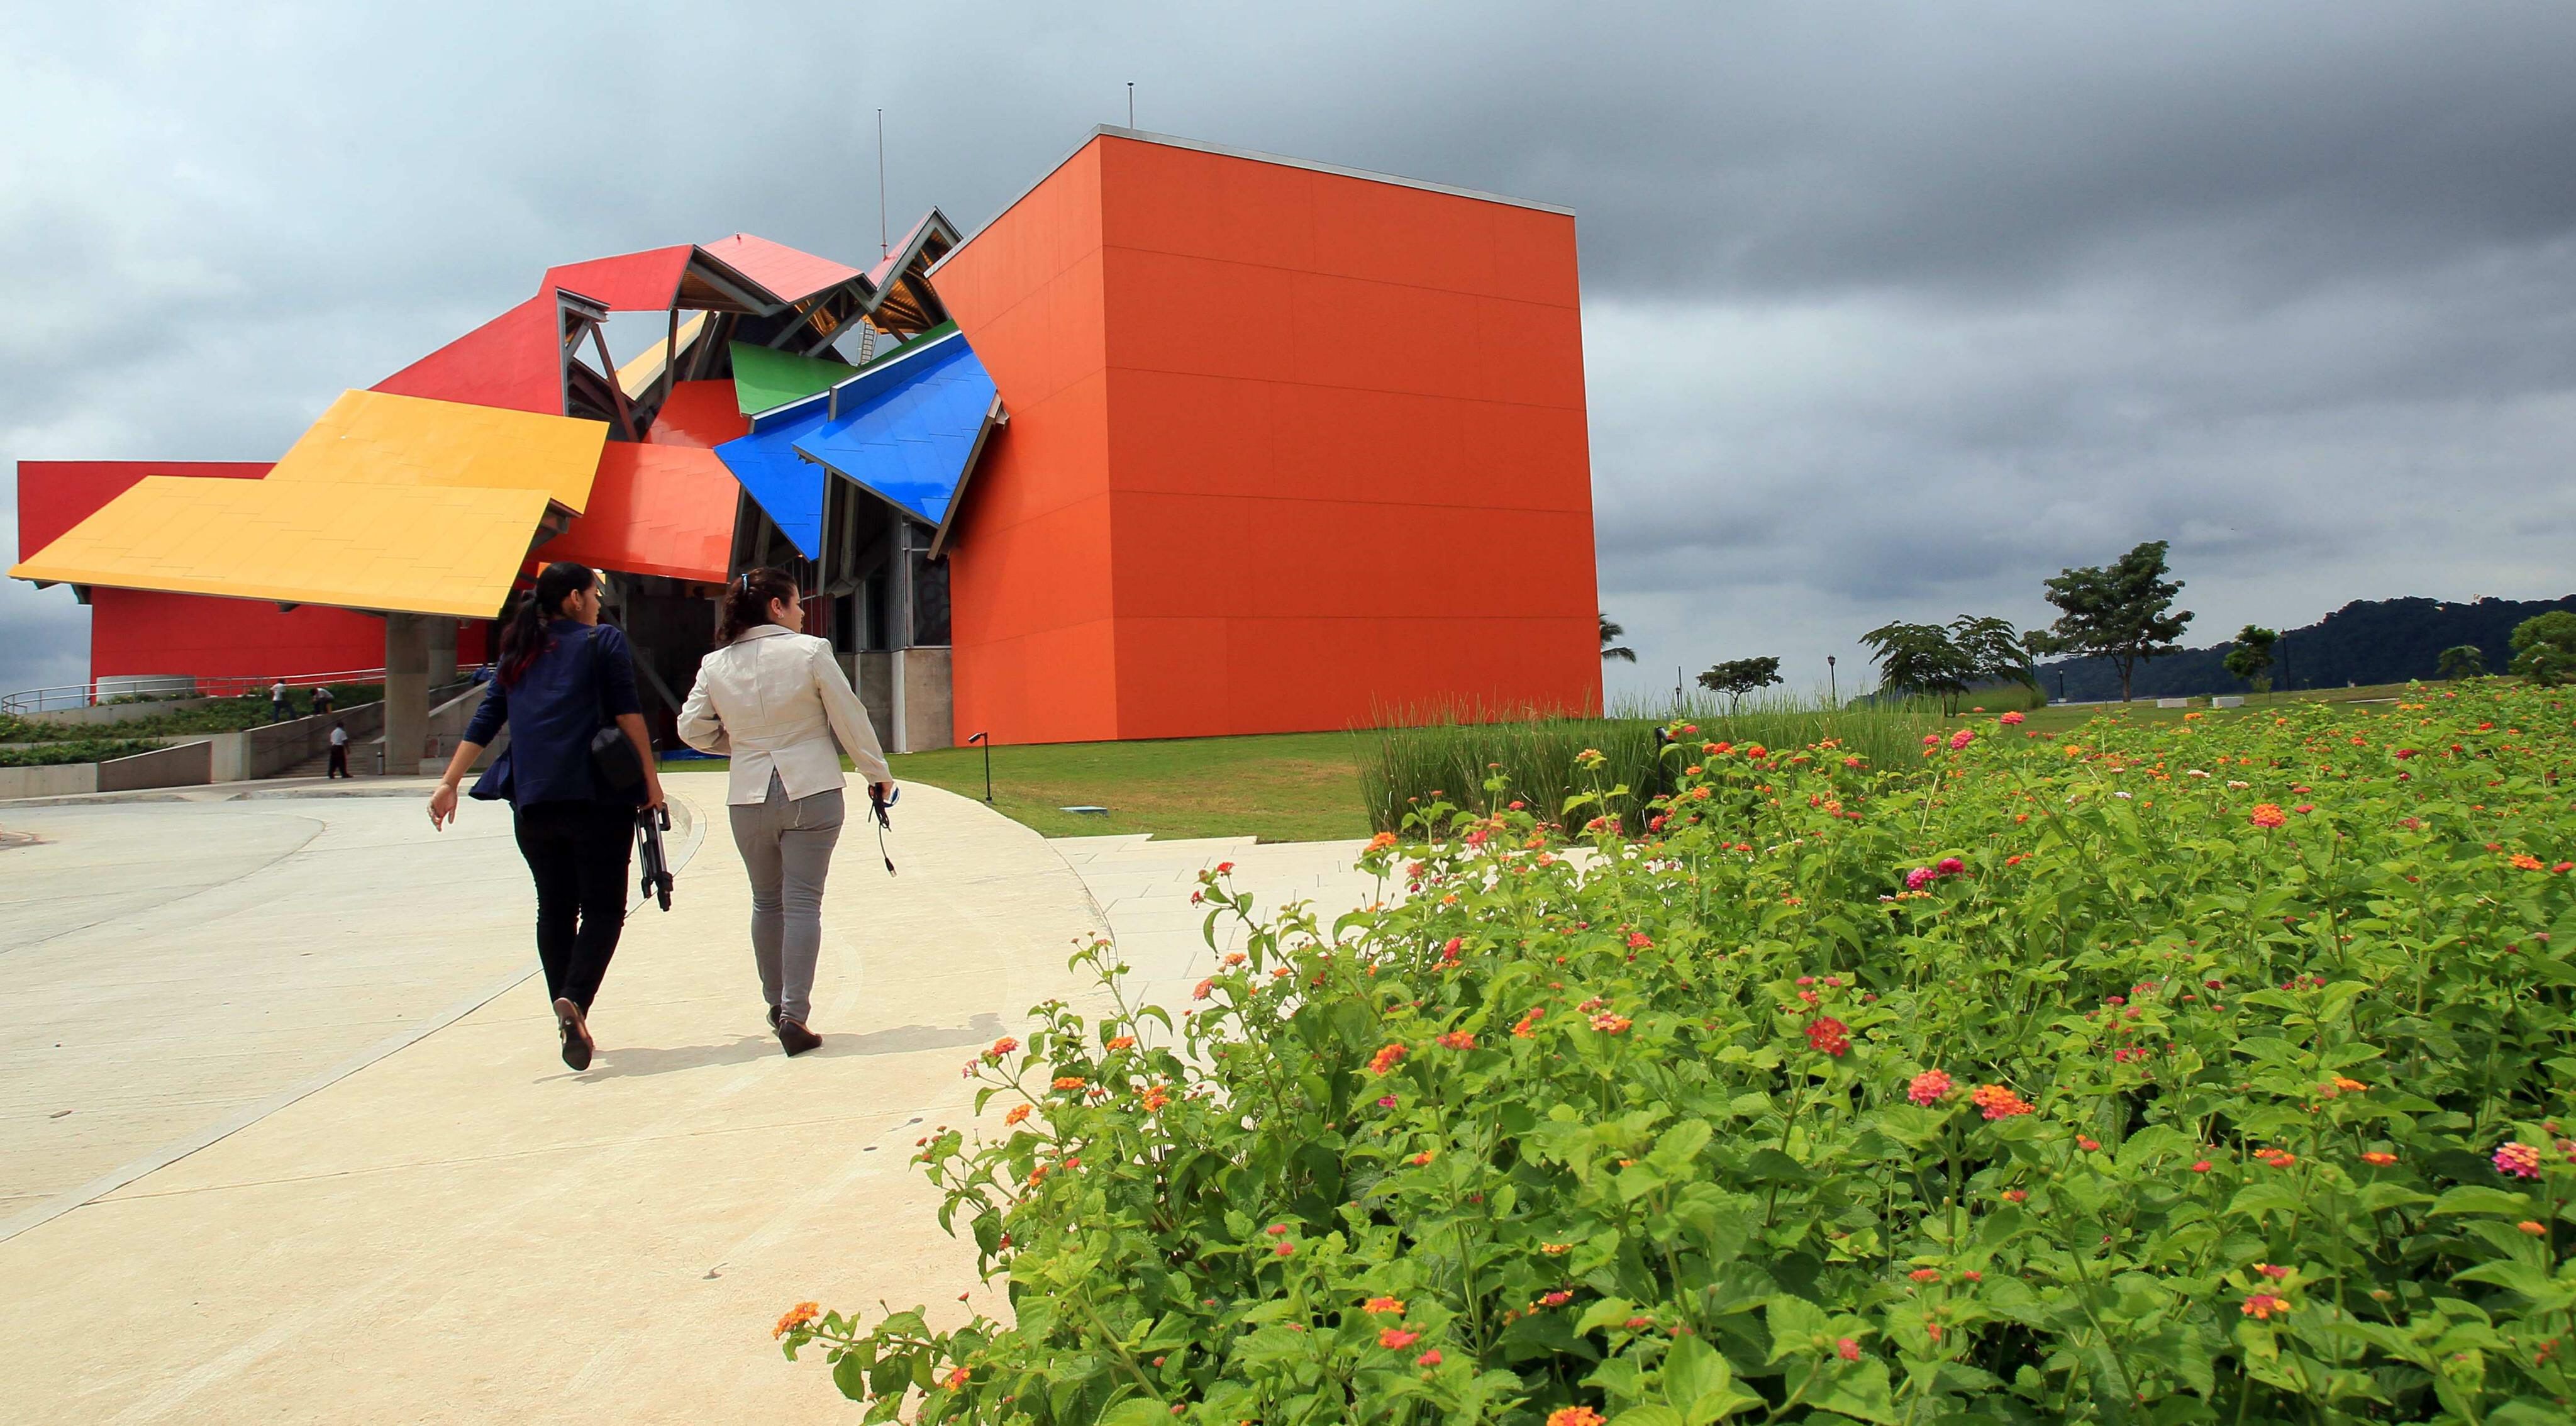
784, 682, 2575, 1424
1357, 693, 1941, 836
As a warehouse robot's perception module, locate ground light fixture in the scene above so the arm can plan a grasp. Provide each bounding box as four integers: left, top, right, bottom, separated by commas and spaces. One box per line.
967, 730, 991, 803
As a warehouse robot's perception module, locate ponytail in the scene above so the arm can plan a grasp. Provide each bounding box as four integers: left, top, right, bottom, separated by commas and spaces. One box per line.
496, 561, 597, 688
717, 567, 800, 645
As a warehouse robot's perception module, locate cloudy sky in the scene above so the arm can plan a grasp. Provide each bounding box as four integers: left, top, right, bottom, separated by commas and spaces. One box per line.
5, 1, 2572, 703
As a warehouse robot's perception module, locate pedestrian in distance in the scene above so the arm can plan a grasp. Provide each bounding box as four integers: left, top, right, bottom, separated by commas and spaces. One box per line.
678, 567, 893, 1057
427, 561, 667, 1072
312, 683, 335, 716
269, 677, 291, 722
326, 720, 351, 779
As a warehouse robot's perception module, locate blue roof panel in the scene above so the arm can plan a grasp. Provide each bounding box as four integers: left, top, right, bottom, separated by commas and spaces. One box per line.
791, 329, 999, 527
712, 396, 831, 559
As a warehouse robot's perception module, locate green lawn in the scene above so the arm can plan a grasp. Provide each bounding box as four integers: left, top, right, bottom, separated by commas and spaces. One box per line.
662, 731, 1375, 844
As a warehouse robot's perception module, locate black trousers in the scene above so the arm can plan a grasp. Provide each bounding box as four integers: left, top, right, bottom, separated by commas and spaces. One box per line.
511, 800, 636, 1012
326, 746, 349, 778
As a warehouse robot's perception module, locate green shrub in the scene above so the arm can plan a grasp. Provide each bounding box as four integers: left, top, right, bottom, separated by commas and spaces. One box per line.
0, 739, 164, 767
787, 684, 2576, 1423
0, 684, 382, 744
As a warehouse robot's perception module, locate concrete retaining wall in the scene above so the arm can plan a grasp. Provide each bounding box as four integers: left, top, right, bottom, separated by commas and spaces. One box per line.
421, 682, 499, 774
192, 702, 389, 782
0, 763, 99, 799
97, 740, 213, 793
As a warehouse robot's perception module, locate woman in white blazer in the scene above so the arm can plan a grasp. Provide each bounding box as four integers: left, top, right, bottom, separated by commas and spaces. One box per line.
677, 569, 894, 1056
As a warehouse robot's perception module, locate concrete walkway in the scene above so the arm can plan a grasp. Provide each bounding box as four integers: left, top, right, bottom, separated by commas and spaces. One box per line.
0, 779, 1391, 1421
0, 774, 1105, 1422
0, 782, 562, 1227
1052, 833, 1383, 1008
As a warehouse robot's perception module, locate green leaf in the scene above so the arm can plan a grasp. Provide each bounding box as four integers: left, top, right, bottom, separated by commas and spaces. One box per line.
1611, 1408, 1685, 1426
2224, 1181, 2306, 1221
1650, 1119, 1714, 1172
1618, 1163, 1670, 1202
1685, 1386, 1767, 1423
1765, 1295, 1830, 1361
1099, 1398, 1173, 1426
1329, 999, 1375, 1050
1576, 1297, 1639, 1336
1745, 1148, 1814, 1184
832, 1349, 871, 1401
1662, 1334, 1732, 1407
2356, 1181, 2436, 1214
2453, 1258, 2576, 1310
1806, 1357, 1901, 1425
2432, 1185, 2537, 1218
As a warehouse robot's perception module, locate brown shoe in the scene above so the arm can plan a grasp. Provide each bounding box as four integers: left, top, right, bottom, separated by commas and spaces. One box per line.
777, 1017, 821, 1057
555, 996, 594, 1072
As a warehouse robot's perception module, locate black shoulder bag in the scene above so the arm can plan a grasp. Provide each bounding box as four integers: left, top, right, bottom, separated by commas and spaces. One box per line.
587, 625, 647, 799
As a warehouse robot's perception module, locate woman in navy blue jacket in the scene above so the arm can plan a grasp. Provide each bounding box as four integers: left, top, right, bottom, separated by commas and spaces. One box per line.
427, 562, 667, 1071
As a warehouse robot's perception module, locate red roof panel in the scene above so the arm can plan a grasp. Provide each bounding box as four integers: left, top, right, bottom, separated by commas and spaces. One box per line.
372, 294, 563, 415
542, 245, 695, 311
698, 233, 864, 305
644, 380, 752, 448
539, 444, 737, 583
16, 460, 270, 562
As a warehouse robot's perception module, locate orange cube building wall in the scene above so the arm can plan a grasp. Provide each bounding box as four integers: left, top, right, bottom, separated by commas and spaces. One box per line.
938, 131, 1601, 745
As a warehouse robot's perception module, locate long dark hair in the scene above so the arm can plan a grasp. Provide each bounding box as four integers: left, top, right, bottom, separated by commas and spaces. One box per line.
496, 561, 597, 688
717, 567, 799, 645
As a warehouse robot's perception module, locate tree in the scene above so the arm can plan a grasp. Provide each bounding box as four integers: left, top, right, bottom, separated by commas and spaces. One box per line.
1861, 616, 2038, 713
1860, 621, 1977, 713
1951, 615, 2038, 691
2223, 625, 2279, 694
1696, 655, 1783, 711
2510, 611, 2576, 687
2436, 643, 2487, 681
2031, 540, 2194, 702
1599, 613, 1636, 664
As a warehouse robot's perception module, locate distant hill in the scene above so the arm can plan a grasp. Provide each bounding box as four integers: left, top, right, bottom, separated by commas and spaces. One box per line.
2036, 594, 2576, 702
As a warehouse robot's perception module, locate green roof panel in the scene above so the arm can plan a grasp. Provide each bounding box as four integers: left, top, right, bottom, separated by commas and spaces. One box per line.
730, 342, 856, 416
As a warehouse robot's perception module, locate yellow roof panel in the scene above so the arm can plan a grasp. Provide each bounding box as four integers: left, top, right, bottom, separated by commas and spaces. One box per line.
9, 476, 552, 620
268, 389, 608, 515
618, 311, 711, 400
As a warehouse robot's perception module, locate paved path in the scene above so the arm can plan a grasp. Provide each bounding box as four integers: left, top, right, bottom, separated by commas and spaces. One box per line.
0, 774, 1105, 1422
1052, 833, 1382, 1006
0, 785, 552, 1227
0, 784, 1387, 1421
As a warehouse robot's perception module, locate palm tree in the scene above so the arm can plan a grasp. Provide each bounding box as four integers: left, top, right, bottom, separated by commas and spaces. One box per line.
1599, 613, 1636, 663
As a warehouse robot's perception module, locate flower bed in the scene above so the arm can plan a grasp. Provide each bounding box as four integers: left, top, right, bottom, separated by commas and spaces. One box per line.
784, 685, 2574, 1423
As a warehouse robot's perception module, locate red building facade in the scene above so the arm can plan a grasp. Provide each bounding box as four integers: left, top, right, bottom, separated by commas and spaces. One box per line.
937, 131, 1601, 744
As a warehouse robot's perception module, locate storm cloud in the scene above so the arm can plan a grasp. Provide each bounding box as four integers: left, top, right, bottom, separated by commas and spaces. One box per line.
4, 1, 2572, 701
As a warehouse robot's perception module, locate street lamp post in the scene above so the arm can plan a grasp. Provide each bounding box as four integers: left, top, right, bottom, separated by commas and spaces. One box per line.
1827, 655, 1836, 707
967, 731, 991, 803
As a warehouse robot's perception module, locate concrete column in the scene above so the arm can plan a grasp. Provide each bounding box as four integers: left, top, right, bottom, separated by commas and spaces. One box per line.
427, 619, 458, 687
384, 613, 430, 777
889, 649, 909, 755
890, 521, 914, 652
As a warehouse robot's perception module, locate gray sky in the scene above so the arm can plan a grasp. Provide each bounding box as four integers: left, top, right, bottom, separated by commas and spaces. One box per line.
6, 1, 2573, 703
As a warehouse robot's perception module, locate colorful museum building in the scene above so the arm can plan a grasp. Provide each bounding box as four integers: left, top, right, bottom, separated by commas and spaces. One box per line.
11, 128, 1601, 759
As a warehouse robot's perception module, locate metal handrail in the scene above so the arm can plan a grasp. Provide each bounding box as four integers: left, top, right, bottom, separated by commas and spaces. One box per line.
0, 667, 391, 716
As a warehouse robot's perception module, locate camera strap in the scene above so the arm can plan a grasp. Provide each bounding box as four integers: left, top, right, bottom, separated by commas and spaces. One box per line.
868, 784, 896, 875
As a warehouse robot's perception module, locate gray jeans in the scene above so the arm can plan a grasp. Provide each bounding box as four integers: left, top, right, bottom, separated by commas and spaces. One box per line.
728, 773, 845, 1026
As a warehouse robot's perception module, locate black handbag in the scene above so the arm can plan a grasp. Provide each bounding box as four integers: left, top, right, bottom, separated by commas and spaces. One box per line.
587, 625, 647, 798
